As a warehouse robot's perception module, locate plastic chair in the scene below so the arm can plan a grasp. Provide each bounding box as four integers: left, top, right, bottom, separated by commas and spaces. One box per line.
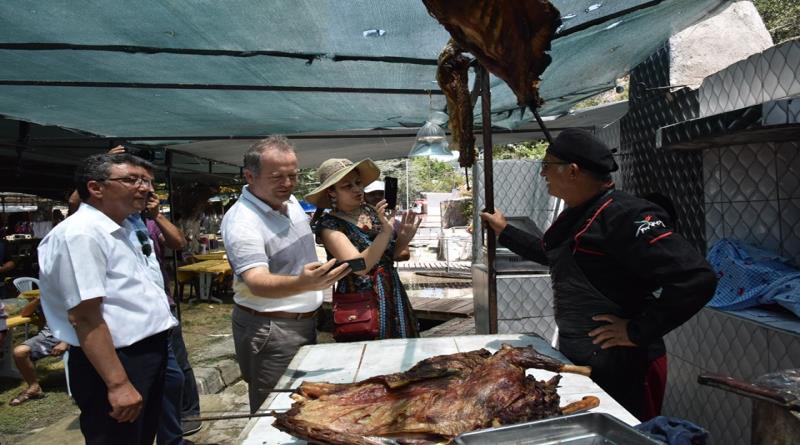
63, 349, 72, 398
13, 277, 39, 292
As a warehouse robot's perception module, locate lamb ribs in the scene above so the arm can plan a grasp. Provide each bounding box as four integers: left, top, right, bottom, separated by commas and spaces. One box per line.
273, 345, 594, 444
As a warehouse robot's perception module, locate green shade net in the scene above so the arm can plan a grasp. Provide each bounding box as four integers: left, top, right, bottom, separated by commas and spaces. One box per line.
0, 0, 728, 146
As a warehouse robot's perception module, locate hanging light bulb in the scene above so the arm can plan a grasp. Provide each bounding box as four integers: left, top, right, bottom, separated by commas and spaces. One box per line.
408, 111, 453, 158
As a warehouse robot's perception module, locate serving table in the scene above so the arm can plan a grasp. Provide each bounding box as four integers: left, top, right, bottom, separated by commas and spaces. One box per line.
238, 334, 638, 444
177, 259, 231, 304
18, 289, 40, 300
192, 250, 227, 261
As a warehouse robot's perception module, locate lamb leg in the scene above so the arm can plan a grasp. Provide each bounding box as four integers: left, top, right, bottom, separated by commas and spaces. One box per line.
499, 344, 591, 376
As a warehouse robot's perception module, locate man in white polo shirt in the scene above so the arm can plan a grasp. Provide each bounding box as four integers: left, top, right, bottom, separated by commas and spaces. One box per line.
222, 136, 350, 413
38, 153, 176, 445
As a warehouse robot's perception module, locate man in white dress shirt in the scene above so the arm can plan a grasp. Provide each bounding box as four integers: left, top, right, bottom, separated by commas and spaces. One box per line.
38, 153, 176, 445
222, 136, 350, 412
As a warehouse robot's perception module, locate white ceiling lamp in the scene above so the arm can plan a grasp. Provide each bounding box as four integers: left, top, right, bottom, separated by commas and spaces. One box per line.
408, 111, 452, 158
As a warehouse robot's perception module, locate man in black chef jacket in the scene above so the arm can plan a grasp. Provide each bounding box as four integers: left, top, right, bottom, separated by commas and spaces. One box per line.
480, 129, 717, 420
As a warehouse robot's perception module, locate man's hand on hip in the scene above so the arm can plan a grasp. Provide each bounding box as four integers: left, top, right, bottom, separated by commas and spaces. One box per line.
107, 380, 143, 423
588, 314, 637, 349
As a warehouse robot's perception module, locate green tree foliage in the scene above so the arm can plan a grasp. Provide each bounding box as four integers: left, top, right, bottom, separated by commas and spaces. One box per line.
294, 167, 320, 200
408, 157, 466, 200
492, 140, 548, 160
754, 0, 800, 44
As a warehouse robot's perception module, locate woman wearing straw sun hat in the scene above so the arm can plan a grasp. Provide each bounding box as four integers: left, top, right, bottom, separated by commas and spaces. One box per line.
306, 158, 422, 340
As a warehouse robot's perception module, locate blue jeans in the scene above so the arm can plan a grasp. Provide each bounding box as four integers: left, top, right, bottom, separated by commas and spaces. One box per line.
170, 307, 200, 418
157, 341, 184, 445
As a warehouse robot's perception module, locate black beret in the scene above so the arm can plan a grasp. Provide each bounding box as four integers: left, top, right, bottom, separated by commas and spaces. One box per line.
546, 128, 618, 174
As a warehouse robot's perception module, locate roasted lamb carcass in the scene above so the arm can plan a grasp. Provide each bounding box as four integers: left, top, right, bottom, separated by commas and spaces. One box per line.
273, 345, 597, 445
425, 0, 561, 167
424, 0, 561, 108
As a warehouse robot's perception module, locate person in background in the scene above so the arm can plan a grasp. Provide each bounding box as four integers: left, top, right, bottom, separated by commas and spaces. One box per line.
222, 136, 350, 413
51, 208, 65, 226
124, 202, 188, 445
142, 193, 202, 439
305, 158, 421, 340
9, 296, 69, 406
362, 180, 411, 261
0, 301, 7, 347
480, 129, 717, 420
38, 153, 177, 444
362, 180, 385, 208
0, 239, 15, 299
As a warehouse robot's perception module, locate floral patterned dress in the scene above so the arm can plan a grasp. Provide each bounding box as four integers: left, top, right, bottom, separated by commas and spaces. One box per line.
315, 207, 419, 339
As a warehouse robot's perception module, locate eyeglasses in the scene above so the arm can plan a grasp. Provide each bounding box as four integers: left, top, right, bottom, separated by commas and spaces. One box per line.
106, 177, 154, 188
135, 230, 153, 257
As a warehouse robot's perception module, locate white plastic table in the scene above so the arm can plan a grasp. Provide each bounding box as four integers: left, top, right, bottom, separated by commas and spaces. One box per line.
239, 334, 638, 444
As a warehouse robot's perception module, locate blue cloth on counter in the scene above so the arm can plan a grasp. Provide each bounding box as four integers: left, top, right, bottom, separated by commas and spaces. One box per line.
706, 238, 800, 318
635, 416, 708, 445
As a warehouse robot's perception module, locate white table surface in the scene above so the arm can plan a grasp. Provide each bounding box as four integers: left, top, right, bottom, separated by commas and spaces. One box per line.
239, 335, 638, 444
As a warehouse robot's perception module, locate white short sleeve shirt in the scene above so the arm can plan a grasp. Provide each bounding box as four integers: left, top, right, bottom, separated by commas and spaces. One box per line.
38, 203, 177, 347
221, 187, 322, 312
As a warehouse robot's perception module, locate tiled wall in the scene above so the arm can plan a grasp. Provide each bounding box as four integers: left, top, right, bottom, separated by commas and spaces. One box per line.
471, 159, 559, 339
663, 308, 800, 445
472, 159, 559, 260
621, 45, 707, 251
623, 37, 800, 445
658, 40, 800, 445
703, 141, 800, 265
496, 275, 556, 341
699, 40, 800, 118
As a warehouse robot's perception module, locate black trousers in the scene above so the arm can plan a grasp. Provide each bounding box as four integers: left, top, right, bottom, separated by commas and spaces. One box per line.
69, 330, 169, 445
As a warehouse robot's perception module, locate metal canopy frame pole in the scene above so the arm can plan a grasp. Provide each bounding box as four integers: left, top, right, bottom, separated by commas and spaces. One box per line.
0, 80, 445, 96
478, 64, 498, 334
24, 125, 583, 143
166, 150, 182, 322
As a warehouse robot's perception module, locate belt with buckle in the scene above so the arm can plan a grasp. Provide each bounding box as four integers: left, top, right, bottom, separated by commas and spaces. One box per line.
235, 303, 318, 320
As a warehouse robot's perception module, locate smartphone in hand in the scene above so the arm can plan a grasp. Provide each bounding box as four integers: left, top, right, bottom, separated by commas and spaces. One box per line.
333, 257, 367, 272
384, 176, 398, 210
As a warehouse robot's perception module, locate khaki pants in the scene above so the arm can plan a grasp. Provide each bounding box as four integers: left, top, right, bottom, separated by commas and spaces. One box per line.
231, 306, 316, 412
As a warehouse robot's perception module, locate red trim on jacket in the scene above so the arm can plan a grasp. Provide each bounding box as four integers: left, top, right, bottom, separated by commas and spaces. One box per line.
575, 246, 606, 256
572, 197, 614, 254
648, 231, 673, 245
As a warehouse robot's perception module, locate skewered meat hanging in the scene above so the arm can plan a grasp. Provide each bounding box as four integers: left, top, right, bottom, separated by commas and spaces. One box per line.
424, 0, 562, 167
437, 39, 475, 168
273, 345, 598, 445
424, 0, 561, 107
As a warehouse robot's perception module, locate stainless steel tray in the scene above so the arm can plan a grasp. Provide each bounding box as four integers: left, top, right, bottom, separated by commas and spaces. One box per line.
454, 413, 661, 445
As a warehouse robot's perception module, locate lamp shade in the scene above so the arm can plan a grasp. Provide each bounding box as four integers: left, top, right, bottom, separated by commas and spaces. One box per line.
409, 116, 451, 158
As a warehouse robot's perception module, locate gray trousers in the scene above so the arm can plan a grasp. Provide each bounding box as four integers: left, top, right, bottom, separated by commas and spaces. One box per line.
231, 306, 316, 412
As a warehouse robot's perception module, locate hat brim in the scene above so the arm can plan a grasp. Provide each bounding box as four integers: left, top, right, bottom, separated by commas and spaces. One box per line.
304, 159, 380, 208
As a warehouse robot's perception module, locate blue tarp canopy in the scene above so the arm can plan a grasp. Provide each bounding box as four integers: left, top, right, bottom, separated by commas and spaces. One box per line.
0, 0, 729, 195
